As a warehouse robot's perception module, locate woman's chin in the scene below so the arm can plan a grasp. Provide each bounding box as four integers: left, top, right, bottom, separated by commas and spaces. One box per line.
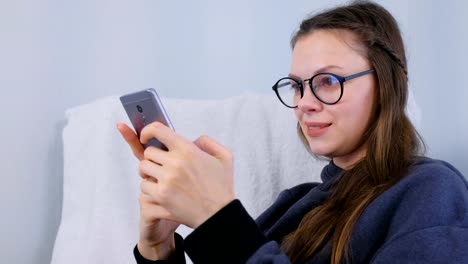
308, 143, 332, 157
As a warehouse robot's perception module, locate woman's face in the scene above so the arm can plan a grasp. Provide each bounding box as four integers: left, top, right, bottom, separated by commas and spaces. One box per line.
291, 29, 376, 169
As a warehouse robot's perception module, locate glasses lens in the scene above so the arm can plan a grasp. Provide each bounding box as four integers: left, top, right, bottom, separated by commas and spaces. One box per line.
311, 74, 342, 104
275, 78, 301, 107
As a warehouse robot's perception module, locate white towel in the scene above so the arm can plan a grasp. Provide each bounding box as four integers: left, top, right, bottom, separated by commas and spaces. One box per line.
51, 91, 420, 264
51, 93, 326, 264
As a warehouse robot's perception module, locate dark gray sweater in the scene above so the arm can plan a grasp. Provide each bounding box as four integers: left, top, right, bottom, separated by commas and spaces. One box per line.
135, 157, 468, 263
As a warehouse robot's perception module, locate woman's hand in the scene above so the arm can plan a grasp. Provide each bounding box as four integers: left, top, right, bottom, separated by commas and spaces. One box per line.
138, 122, 235, 229
116, 123, 145, 160
137, 191, 180, 260
117, 123, 180, 260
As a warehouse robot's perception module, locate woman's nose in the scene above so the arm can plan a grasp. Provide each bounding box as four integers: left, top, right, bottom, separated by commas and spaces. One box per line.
296, 84, 323, 113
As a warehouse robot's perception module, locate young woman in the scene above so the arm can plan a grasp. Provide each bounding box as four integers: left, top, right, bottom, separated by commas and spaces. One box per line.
117, 1, 468, 263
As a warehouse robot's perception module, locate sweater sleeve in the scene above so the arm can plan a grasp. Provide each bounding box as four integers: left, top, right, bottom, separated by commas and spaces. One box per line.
370, 226, 468, 264
134, 233, 186, 264
184, 199, 293, 264
369, 160, 468, 264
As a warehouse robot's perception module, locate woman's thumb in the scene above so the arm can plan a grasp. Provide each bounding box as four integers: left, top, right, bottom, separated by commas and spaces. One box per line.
194, 135, 231, 161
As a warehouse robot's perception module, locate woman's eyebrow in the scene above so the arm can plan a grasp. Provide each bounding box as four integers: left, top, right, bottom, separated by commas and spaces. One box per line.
288, 73, 301, 79
289, 65, 343, 80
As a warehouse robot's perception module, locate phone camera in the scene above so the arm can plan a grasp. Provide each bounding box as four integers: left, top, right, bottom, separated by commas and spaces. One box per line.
136, 105, 143, 113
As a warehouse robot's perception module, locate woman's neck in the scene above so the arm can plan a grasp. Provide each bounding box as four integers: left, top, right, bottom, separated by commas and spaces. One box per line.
332, 144, 367, 170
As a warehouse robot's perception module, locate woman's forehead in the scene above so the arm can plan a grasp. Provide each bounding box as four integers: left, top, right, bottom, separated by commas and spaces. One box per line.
290, 29, 369, 76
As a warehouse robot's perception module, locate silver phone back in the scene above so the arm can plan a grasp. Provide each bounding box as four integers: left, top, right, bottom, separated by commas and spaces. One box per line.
120, 88, 174, 150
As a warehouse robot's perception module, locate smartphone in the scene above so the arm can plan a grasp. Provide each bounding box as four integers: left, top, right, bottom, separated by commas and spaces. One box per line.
120, 88, 174, 150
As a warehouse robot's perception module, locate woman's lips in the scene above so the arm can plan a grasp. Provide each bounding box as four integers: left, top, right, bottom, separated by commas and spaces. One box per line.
304, 122, 332, 137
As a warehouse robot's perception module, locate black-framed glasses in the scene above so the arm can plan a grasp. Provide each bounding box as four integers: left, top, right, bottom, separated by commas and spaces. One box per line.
272, 69, 374, 108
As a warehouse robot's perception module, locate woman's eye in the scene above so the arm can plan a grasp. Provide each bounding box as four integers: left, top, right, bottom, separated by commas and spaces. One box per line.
320, 76, 338, 87
291, 83, 300, 90
287, 81, 301, 91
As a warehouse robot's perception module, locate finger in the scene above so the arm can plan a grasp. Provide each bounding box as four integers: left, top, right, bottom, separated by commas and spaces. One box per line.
140, 122, 187, 151
140, 177, 170, 207
139, 167, 155, 180
142, 201, 173, 221
139, 192, 159, 205
194, 135, 232, 161
140, 174, 174, 206
143, 146, 170, 166
138, 193, 173, 220
139, 172, 157, 182
139, 159, 165, 182
117, 123, 145, 160
140, 176, 159, 198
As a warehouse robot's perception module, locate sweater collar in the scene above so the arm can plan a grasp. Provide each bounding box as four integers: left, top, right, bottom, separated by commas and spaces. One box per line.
320, 160, 344, 185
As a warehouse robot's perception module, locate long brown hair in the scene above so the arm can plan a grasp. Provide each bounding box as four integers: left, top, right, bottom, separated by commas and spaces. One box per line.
280, 1, 425, 263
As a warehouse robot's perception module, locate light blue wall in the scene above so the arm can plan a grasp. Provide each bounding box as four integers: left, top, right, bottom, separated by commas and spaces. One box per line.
407, 0, 468, 175
0, 1, 466, 264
